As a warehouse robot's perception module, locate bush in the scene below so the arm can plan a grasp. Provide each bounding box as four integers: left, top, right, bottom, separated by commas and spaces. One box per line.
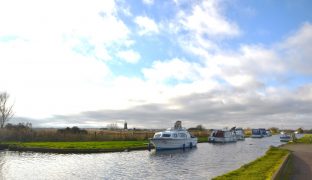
57, 126, 88, 134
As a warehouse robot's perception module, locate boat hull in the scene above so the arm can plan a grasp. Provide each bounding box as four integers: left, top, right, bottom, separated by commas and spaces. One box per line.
251, 135, 263, 138
208, 137, 237, 143
150, 138, 197, 150
236, 135, 245, 140
280, 136, 291, 142
280, 138, 291, 142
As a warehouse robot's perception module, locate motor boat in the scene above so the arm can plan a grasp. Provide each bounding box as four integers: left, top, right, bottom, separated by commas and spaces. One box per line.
235, 128, 245, 140
251, 128, 263, 138
265, 130, 272, 136
280, 131, 291, 142
208, 127, 237, 143
149, 121, 198, 150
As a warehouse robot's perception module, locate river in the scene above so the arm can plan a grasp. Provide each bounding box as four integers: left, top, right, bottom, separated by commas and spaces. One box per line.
0, 135, 287, 180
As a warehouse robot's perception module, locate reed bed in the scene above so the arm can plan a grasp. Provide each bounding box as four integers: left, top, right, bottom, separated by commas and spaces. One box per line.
0, 128, 209, 142
0, 129, 154, 142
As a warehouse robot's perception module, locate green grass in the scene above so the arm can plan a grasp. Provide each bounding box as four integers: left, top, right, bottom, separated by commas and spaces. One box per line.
213, 147, 290, 180
0, 141, 148, 150
275, 153, 293, 180
295, 134, 312, 144
198, 136, 208, 143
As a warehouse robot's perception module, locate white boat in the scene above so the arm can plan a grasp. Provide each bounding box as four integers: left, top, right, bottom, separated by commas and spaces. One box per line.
280, 132, 291, 142
149, 121, 198, 150
235, 128, 245, 140
208, 128, 237, 143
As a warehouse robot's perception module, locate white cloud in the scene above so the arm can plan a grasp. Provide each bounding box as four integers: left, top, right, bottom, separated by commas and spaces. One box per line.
279, 22, 312, 75
0, 0, 135, 119
117, 50, 141, 64
142, 58, 200, 83
0, 0, 131, 61
178, 0, 240, 37
169, 0, 241, 58
0, 39, 112, 118
1, 1, 311, 129
142, 0, 154, 5
134, 16, 159, 35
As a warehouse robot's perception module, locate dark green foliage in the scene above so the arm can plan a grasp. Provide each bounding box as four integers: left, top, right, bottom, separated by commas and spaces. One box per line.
188, 124, 206, 131
57, 126, 87, 134
296, 134, 312, 144
5, 122, 32, 130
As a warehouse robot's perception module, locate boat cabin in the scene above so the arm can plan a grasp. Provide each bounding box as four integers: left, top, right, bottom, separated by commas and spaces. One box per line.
153, 129, 192, 139
251, 129, 263, 138
211, 130, 235, 138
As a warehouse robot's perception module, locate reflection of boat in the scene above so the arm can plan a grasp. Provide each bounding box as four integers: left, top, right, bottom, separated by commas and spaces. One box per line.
150, 121, 198, 150
280, 132, 291, 142
150, 148, 195, 156
235, 128, 245, 140
208, 128, 237, 143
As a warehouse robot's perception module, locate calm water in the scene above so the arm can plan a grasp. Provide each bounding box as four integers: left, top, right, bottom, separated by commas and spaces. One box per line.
0, 135, 287, 180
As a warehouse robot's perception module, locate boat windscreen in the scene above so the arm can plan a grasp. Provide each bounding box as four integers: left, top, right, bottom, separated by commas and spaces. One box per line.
213, 131, 224, 137
162, 134, 171, 137
252, 129, 260, 134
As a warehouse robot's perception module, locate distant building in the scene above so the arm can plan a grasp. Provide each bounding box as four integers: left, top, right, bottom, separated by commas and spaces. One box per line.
124, 121, 128, 130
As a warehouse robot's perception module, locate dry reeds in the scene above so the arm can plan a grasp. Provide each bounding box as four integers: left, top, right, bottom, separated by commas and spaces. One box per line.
0, 128, 209, 142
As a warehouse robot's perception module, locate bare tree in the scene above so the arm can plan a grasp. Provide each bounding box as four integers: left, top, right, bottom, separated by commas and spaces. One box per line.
0, 92, 14, 128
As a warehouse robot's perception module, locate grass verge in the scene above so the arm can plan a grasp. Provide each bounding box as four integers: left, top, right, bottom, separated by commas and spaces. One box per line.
274, 153, 293, 180
198, 136, 208, 143
295, 134, 312, 144
0, 141, 149, 153
212, 147, 290, 180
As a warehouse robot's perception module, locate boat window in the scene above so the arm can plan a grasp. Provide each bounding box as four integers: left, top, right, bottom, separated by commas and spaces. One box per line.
178, 133, 186, 138
252, 129, 260, 134
173, 134, 177, 138
214, 131, 224, 137
189, 133, 195, 138
162, 134, 171, 137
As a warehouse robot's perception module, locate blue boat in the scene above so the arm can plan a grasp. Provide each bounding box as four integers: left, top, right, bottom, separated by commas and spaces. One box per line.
251, 128, 263, 138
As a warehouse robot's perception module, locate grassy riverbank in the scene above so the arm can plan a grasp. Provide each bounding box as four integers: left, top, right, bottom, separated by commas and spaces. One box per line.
212, 147, 290, 180
1, 141, 148, 149
278, 134, 312, 179
198, 136, 208, 143
295, 134, 312, 144
0, 141, 150, 153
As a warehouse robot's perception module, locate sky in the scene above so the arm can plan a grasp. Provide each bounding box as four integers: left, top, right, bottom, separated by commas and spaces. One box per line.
0, 0, 312, 129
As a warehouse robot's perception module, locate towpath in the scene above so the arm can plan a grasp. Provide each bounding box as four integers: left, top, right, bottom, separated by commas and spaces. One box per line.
281, 144, 312, 180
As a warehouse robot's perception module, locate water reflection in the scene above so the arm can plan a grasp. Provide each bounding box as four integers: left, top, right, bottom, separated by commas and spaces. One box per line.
0, 135, 288, 180
150, 147, 197, 156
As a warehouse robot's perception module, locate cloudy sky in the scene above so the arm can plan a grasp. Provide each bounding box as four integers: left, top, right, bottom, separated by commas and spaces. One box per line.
1, 0, 312, 129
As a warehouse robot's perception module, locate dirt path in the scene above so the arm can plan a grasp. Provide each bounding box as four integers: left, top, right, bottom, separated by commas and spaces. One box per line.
281, 144, 312, 180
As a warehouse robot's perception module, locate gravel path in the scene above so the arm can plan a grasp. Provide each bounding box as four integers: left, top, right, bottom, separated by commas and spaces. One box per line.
281, 144, 312, 180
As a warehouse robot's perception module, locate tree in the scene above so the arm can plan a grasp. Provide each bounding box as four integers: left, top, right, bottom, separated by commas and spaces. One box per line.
269, 127, 279, 134
195, 124, 206, 130
106, 123, 119, 130
188, 124, 206, 131
296, 127, 304, 134
0, 92, 14, 128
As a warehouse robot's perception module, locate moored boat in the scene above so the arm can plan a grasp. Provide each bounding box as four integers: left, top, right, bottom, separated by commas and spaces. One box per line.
235, 128, 245, 140
251, 128, 263, 138
208, 128, 237, 143
265, 130, 272, 136
149, 121, 198, 150
280, 131, 291, 142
